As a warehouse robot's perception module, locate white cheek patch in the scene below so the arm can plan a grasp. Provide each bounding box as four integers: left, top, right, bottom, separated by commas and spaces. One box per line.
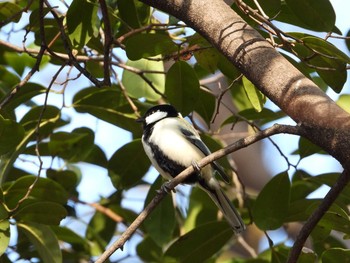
145, 111, 168, 125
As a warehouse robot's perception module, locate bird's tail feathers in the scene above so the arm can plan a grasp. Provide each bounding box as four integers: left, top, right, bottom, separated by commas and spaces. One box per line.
203, 186, 246, 234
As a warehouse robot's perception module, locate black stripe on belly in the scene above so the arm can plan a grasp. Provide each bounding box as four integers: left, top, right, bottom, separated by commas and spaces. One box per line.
149, 142, 198, 184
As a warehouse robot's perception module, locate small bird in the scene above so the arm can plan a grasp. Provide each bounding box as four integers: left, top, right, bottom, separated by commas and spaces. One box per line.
138, 104, 245, 234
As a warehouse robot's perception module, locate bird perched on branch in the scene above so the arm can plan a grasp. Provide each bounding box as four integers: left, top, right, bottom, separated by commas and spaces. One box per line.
138, 104, 245, 234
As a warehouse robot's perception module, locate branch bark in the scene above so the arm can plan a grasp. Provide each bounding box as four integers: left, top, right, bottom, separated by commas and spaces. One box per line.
139, 0, 350, 168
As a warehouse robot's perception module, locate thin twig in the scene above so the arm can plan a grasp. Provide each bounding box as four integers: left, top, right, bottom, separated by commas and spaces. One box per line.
95, 124, 300, 263
99, 0, 112, 86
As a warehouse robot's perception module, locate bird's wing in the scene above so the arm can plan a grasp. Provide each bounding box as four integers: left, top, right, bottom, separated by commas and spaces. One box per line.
179, 126, 230, 183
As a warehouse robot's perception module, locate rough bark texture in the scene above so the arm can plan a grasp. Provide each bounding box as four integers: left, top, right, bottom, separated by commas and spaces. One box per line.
140, 0, 350, 168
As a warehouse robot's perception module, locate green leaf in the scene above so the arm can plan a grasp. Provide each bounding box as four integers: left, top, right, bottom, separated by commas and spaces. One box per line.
183, 187, 218, 232
117, 0, 150, 29
322, 248, 350, 263
242, 76, 266, 112
0, 115, 25, 155
51, 225, 90, 252
66, 0, 99, 48
17, 222, 62, 263
144, 176, 175, 247
193, 89, 215, 125
285, 0, 335, 32
252, 172, 290, 230
4, 175, 68, 209
0, 219, 10, 255
72, 86, 141, 134
86, 206, 117, 256
13, 201, 67, 225
289, 33, 348, 93
20, 105, 67, 139
314, 235, 347, 257
165, 61, 200, 116
290, 170, 319, 201
2, 52, 36, 76
0, 2, 22, 23
193, 47, 220, 74
48, 127, 95, 162
108, 139, 150, 190
82, 144, 108, 168
125, 33, 178, 60
164, 221, 233, 263
0, 83, 46, 113
136, 235, 163, 262
46, 169, 80, 195
337, 95, 350, 114
294, 137, 325, 158
122, 58, 165, 101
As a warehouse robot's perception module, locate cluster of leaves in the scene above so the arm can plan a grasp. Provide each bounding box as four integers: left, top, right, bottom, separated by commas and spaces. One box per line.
0, 0, 349, 262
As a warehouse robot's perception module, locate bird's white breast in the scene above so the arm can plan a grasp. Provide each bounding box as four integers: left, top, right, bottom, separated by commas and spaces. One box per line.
150, 118, 205, 167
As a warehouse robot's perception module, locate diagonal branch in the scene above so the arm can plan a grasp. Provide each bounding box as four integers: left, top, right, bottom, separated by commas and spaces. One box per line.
95, 124, 301, 263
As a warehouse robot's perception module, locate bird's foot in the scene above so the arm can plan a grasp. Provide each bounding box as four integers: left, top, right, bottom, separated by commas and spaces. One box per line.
157, 181, 176, 194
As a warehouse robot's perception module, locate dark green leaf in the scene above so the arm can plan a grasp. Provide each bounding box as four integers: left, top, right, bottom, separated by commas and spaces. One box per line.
80, 144, 108, 168
193, 89, 215, 125
51, 225, 90, 252
125, 33, 178, 60
165, 61, 200, 116
86, 206, 117, 256
290, 170, 319, 201
321, 248, 350, 263
4, 175, 68, 209
0, 65, 20, 92
164, 221, 233, 263
0, 219, 10, 255
136, 235, 163, 262
46, 169, 80, 195
252, 172, 290, 230
293, 137, 325, 158
144, 176, 175, 247
217, 53, 240, 79
0, 83, 46, 113
0, 115, 24, 155
0, 2, 22, 23
346, 29, 350, 53
122, 58, 165, 101
20, 105, 67, 139
66, 0, 99, 48
314, 235, 347, 257
108, 139, 150, 190
117, 0, 150, 29
285, 0, 335, 32
17, 222, 62, 263
14, 202, 67, 225
183, 187, 218, 232
72, 86, 141, 134
48, 127, 95, 162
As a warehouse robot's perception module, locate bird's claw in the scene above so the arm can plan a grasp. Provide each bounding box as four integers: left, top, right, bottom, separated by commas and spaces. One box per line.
157, 181, 176, 194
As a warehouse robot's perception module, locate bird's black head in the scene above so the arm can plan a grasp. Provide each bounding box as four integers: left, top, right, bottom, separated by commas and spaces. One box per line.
137, 104, 179, 128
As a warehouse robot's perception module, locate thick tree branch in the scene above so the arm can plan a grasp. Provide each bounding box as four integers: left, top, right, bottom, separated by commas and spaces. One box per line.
95, 124, 300, 263
139, 0, 350, 168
